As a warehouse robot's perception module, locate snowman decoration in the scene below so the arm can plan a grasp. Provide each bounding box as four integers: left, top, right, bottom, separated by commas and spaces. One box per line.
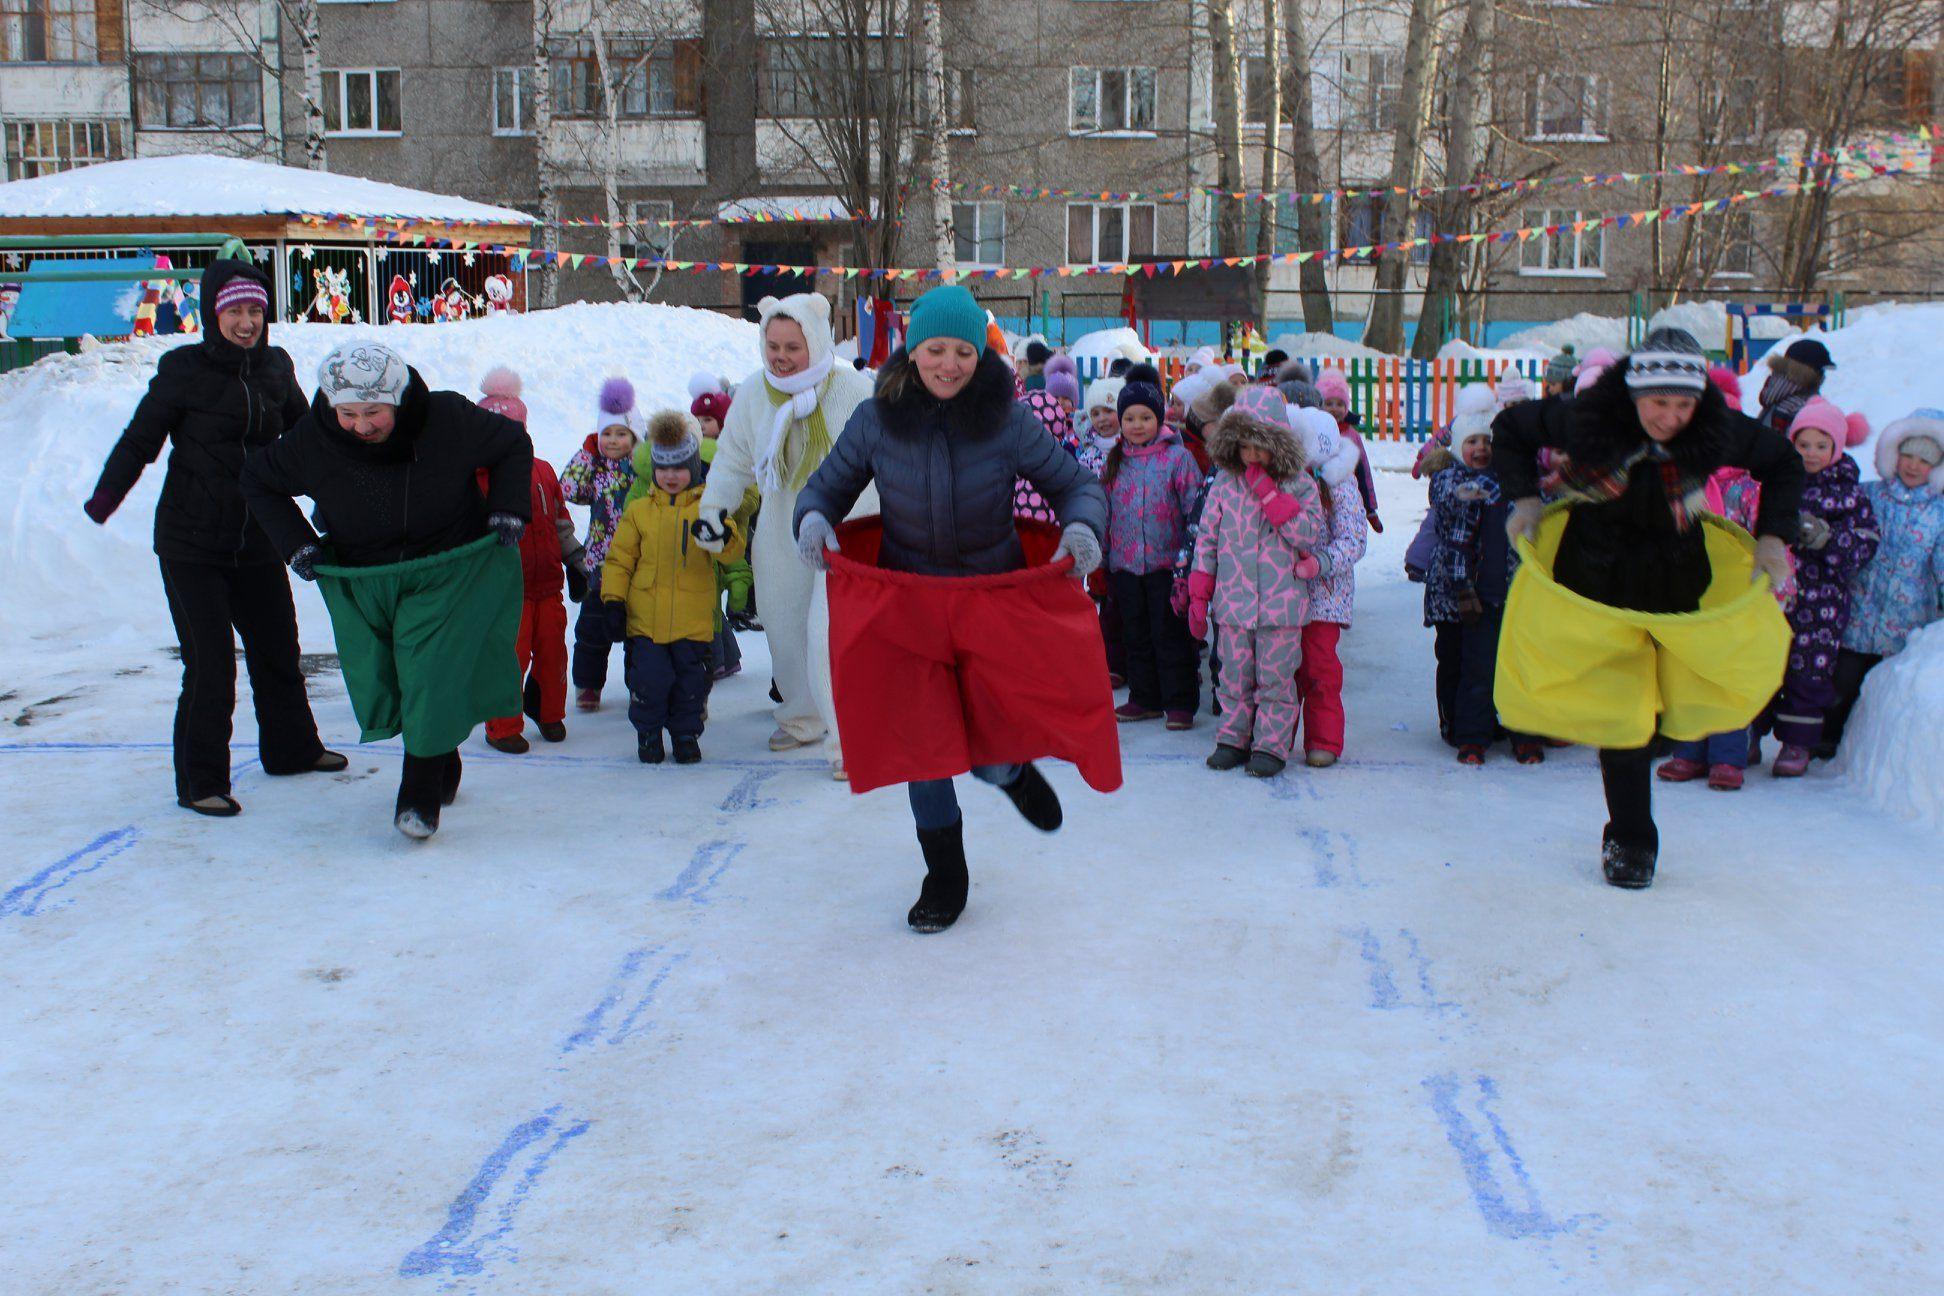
432, 277, 470, 323
482, 273, 516, 316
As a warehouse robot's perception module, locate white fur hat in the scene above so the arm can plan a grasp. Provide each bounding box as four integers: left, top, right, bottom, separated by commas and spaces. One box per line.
756, 292, 835, 369
1085, 376, 1125, 414
1451, 382, 1498, 445
1291, 406, 1360, 488
1876, 409, 1944, 493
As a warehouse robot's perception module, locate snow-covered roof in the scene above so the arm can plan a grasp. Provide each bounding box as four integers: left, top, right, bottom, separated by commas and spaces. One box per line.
714, 195, 866, 222
0, 155, 534, 225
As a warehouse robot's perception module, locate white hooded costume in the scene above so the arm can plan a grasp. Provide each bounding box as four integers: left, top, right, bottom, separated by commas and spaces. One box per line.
700, 293, 876, 762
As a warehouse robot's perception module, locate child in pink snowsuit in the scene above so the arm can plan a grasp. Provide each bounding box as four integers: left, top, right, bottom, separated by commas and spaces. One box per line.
1187, 386, 1325, 777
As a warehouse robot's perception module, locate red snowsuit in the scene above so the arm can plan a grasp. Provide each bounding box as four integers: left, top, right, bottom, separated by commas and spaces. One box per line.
825, 518, 1123, 796
480, 460, 573, 740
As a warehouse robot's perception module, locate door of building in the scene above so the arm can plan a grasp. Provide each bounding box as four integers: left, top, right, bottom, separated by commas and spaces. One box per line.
740, 241, 817, 320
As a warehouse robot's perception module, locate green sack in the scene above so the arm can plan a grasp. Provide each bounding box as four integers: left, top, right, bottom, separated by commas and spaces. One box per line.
314, 534, 523, 757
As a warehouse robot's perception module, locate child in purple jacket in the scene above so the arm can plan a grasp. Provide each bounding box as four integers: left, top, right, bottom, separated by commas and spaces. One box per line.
1102, 378, 1204, 728
1756, 398, 1880, 777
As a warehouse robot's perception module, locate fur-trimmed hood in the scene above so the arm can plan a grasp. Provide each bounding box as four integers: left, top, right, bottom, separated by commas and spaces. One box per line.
1208, 404, 1307, 480
1875, 410, 1944, 494
871, 346, 1020, 440
1568, 360, 1736, 481
1765, 350, 1826, 394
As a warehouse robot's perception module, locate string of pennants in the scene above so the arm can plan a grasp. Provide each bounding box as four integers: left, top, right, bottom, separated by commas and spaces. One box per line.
340, 161, 1918, 282
297, 127, 1935, 234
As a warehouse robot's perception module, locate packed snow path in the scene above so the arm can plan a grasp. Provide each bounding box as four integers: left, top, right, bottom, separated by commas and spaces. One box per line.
3, 471, 1936, 1295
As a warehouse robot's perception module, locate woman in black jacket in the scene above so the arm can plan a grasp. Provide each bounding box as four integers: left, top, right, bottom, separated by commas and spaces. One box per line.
1493, 327, 1803, 889
83, 260, 343, 818
242, 341, 534, 839
792, 285, 1108, 933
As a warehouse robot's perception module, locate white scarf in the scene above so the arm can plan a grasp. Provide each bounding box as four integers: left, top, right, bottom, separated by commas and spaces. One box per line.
754, 353, 835, 495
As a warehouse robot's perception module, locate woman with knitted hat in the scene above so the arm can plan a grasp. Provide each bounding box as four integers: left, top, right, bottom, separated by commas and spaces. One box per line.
83, 259, 344, 818
695, 292, 874, 776
794, 284, 1110, 934
1493, 326, 1805, 888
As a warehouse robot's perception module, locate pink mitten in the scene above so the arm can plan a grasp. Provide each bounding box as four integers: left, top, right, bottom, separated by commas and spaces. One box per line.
1244, 464, 1276, 500
1293, 554, 1321, 579
1187, 570, 1215, 603
1188, 598, 1209, 641
1259, 489, 1301, 528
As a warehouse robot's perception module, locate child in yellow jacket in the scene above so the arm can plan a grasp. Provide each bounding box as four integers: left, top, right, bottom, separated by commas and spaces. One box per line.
602, 412, 747, 764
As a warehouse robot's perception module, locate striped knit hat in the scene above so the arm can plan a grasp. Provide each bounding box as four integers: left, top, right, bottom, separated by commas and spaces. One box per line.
212, 276, 269, 316
1624, 328, 1709, 398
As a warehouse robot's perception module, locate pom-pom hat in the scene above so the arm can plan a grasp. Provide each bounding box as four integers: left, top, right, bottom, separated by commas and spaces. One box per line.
596, 375, 646, 439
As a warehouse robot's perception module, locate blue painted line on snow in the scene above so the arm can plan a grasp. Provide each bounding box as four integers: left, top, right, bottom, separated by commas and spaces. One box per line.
1422, 1073, 1600, 1241
1396, 929, 1464, 1020
1352, 926, 1402, 1009
0, 827, 140, 921
607, 951, 689, 1047
657, 840, 743, 905
559, 946, 657, 1056
717, 767, 782, 814
398, 1103, 592, 1285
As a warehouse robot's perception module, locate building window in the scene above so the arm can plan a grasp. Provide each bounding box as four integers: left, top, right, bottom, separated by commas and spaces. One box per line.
761, 36, 902, 119
493, 66, 535, 135
954, 201, 1005, 265
1243, 55, 1295, 127
1702, 78, 1760, 145
1338, 196, 1433, 264
323, 68, 402, 136
1519, 208, 1604, 274
1069, 67, 1156, 134
1066, 202, 1156, 264
1697, 211, 1757, 277
1339, 50, 1402, 132
1527, 73, 1605, 141
1, 0, 97, 63
2, 117, 123, 178
135, 54, 263, 131
621, 200, 673, 261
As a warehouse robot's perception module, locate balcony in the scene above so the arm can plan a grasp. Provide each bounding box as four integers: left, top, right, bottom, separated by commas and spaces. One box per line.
543, 119, 705, 187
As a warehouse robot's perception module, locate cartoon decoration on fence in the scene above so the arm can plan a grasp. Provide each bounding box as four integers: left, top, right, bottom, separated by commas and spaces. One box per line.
432, 277, 470, 323
308, 266, 353, 324
482, 273, 516, 315
386, 274, 415, 325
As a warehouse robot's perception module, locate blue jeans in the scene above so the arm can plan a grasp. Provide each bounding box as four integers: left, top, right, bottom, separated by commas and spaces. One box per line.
907, 764, 1021, 831
1671, 727, 1748, 769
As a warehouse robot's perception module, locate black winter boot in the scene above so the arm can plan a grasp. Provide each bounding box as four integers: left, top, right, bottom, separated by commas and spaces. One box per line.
672, 735, 701, 765
440, 751, 463, 806
999, 762, 1062, 832
909, 820, 970, 933
1206, 743, 1249, 771
1601, 827, 1657, 889
638, 733, 665, 764
395, 753, 445, 840
1246, 751, 1287, 778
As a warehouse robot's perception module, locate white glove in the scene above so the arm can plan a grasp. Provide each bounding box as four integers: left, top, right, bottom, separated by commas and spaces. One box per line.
1051, 523, 1103, 579
1753, 534, 1794, 606
692, 505, 729, 554
796, 511, 839, 571
1505, 497, 1543, 548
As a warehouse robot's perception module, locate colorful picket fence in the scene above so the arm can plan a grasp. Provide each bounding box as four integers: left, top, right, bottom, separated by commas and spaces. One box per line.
1067, 355, 1547, 442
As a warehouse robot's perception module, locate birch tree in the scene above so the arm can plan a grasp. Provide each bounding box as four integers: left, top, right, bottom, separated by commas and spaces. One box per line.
1280, 0, 1333, 332
1250, 0, 1284, 324
1362, 0, 1440, 354
921, 0, 955, 272
1411, 0, 1493, 357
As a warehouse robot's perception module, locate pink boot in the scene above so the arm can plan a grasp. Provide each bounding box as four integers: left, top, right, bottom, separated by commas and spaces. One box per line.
1771, 744, 1811, 778
1656, 757, 1707, 782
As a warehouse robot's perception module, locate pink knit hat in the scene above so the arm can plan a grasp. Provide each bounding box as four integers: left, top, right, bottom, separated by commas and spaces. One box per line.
1315, 369, 1351, 404
1788, 396, 1869, 448
1706, 364, 1743, 407
211, 276, 269, 316
477, 366, 527, 424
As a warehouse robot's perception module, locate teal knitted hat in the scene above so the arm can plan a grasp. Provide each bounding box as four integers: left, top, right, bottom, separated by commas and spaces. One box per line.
905, 285, 988, 353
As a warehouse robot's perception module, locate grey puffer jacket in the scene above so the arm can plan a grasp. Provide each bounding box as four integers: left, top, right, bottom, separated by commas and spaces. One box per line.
795, 349, 1107, 576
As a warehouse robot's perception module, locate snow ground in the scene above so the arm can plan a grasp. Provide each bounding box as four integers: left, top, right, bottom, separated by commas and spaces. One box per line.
4, 465, 1938, 1296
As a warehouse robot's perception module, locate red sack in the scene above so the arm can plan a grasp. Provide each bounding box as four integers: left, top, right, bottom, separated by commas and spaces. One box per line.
825, 517, 1123, 797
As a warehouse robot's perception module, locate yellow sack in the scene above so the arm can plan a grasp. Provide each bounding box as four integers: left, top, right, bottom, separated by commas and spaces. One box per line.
1495, 507, 1790, 749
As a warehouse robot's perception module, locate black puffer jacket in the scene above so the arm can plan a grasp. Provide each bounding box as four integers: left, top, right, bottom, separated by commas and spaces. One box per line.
89, 260, 305, 566
240, 368, 533, 568
795, 349, 1107, 576
1493, 368, 1804, 614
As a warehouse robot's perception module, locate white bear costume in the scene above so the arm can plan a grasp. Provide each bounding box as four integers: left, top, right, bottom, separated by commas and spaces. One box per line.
700, 292, 875, 764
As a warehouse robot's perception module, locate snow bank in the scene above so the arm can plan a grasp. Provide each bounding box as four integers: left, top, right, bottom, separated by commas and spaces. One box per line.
0, 303, 758, 652
1435, 338, 1551, 364
1497, 313, 1627, 356
1066, 327, 1150, 370
1838, 622, 1944, 834
1758, 302, 1944, 472
1268, 331, 1386, 361
0, 154, 533, 223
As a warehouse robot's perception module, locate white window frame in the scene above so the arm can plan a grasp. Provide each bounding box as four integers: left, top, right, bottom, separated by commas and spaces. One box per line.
621, 200, 674, 261
492, 66, 534, 136
1066, 201, 1157, 265
1, 117, 124, 179
953, 201, 1005, 267
1697, 210, 1758, 279
323, 67, 402, 138
1527, 73, 1606, 142
1518, 208, 1605, 277
1338, 50, 1402, 133
1068, 66, 1157, 137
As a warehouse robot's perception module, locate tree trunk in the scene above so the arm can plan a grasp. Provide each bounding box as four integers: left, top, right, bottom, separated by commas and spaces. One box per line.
531, 0, 559, 309
1410, 0, 1492, 358
1362, 0, 1439, 354
1279, 0, 1332, 332
1250, 0, 1284, 329
1206, 0, 1248, 259
921, 0, 954, 272
592, 27, 645, 303
293, 0, 327, 170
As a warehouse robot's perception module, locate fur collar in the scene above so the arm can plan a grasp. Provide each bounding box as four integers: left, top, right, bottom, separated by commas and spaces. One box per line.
1569, 362, 1733, 481
1208, 407, 1306, 480
1765, 352, 1824, 393
873, 348, 1018, 439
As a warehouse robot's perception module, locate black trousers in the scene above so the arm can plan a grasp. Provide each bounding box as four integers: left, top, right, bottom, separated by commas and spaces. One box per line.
1112, 569, 1199, 713
1598, 745, 1659, 853
625, 638, 713, 739
572, 569, 621, 690
1822, 648, 1882, 751
397, 750, 462, 817
1433, 609, 1507, 747
159, 558, 324, 800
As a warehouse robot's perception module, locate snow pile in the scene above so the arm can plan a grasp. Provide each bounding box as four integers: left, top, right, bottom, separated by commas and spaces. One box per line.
1838, 622, 1944, 834
0, 303, 758, 651
0, 155, 533, 223
1498, 313, 1627, 356
1066, 327, 1150, 370
1646, 300, 1793, 345
1436, 338, 1550, 364
1268, 331, 1387, 361
1757, 302, 1944, 471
